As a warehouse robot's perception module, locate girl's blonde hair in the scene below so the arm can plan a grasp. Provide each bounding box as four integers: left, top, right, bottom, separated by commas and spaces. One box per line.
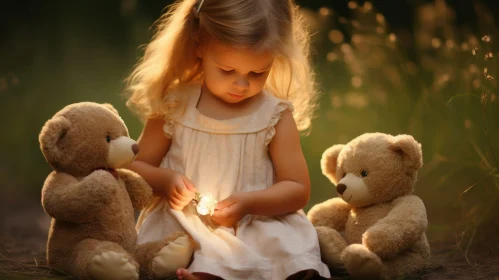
125, 0, 317, 131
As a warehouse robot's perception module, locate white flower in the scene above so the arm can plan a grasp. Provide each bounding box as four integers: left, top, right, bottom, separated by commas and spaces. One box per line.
194, 192, 218, 216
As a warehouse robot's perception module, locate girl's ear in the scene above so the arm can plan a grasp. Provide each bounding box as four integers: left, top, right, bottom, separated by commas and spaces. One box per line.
321, 144, 345, 185
195, 42, 203, 58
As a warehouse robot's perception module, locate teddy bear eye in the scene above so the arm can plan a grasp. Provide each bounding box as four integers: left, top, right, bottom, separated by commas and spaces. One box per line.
361, 170, 368, 177
106, 135, 111, 143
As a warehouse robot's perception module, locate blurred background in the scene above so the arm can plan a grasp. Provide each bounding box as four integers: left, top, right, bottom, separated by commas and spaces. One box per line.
1, 0, 498, 278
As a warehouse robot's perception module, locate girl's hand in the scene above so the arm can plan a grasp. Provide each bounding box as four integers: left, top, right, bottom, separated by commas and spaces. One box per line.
211, 193, 251, 227
163, 169, 197, 210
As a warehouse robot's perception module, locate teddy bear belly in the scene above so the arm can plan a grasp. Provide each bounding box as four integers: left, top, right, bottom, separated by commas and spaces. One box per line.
48, 216, 138, 254
344, 204, 391, 244
47, 201, 138, 264
85, 217, 137, 249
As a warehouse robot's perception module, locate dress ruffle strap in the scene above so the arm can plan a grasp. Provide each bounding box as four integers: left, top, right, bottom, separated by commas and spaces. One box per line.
163, 118, 175, 139
264, 101, 294, 146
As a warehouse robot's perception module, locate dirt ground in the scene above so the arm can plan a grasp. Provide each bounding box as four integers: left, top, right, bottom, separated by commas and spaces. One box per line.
1, 193, 498, 280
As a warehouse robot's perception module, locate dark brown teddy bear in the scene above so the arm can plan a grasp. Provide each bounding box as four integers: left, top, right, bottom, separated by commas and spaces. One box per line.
39, 102, 193, 280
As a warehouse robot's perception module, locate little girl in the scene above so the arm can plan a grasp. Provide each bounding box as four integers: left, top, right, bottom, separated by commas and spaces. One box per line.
125, 0, 330, 279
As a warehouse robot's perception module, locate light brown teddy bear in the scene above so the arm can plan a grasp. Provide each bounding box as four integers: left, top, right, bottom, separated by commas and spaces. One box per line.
307, 133, 430, 280
39, 102, 194, 280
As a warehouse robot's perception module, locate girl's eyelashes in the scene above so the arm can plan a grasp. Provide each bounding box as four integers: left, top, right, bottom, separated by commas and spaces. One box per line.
219, 68, 265, 77
249, 71, 264, 77
220, 68, 234, 74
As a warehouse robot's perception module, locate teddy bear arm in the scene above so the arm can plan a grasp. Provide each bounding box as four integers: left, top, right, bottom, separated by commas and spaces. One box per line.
117, 169, 153, 210
307, 197, 351, 230
42, 172, 103, 223
362, 195, 428, 259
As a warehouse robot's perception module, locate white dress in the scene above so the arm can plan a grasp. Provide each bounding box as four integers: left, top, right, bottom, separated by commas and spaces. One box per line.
136, 83, 330, 279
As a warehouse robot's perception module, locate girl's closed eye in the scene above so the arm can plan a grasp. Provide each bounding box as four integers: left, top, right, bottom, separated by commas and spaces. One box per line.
220, 68, 235, 74
249, 71, 265, 77
219, 68, 266, 78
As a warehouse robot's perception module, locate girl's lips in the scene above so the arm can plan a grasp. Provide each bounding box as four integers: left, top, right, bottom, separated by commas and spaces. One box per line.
228, 93, 243, 98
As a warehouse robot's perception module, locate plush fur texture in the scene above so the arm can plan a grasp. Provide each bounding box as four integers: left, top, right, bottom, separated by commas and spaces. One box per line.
308, 133, 430, 280
39, 102, 193, 280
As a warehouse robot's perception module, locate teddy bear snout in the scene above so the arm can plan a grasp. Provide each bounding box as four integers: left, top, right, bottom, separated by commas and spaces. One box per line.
132, 143, 139, 155
336, 183, 347, 195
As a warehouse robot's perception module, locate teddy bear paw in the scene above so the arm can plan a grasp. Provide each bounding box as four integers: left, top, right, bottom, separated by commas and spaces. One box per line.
151, 236, 194, 278
341, 244, 382, 280
88, 251, 139, 280
315, 226, 348, 268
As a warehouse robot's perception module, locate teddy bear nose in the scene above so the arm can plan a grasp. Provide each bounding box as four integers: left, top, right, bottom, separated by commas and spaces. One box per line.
336, 183, 347, 195
132, 144, 139, 155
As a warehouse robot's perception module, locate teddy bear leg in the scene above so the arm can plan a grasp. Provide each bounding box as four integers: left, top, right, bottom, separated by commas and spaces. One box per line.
315, 226, 348, 269
341, 244, 383, 280
67, 238, 139, 280
379, 249, 430, 279
136, 231, 194, 279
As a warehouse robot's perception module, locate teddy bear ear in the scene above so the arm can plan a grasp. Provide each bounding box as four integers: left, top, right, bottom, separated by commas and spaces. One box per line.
39, 116, 71, 164
390, 134, 423, 171
321, 144, 345, 185
102, 103, 119, 116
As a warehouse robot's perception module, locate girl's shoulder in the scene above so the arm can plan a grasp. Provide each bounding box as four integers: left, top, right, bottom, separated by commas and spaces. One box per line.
162, 83, 201, 138
261, 90, 293, 112
261, 90, 294, 145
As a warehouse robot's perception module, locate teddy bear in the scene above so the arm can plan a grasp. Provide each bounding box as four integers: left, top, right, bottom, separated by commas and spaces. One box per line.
307, 132, 430, 280
39, 102, 194, 280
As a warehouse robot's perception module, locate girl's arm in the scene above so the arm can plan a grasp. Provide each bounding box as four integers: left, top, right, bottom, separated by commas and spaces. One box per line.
126, 118, 196, 210
126, 118, 171, 196
246, 109, 311, 216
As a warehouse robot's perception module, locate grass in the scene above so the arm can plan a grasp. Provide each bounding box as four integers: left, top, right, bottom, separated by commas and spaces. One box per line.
0, 254, 73, 280
0, 254, 180, 280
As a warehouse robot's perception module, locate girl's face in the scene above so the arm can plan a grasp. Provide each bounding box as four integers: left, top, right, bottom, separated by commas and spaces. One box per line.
198, 37, 275, 104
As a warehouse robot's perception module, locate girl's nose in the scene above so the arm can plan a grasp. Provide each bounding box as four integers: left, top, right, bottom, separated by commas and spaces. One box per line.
233, 77, 249, 90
